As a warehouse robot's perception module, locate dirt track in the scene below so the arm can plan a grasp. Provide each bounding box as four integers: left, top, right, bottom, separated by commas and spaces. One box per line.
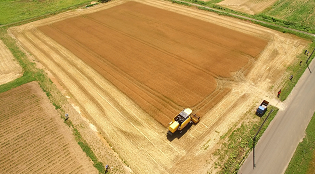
0, 40, 22, 85
9, 0, 309, 173
0, 82, 97, 173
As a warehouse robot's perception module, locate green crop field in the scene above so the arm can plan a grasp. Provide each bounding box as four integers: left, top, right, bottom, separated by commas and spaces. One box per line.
285, 112, 315, 174
263, 0, 315, 31
0, 0, 91, 25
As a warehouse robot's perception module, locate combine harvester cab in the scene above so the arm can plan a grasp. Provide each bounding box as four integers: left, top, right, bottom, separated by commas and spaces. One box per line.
167, 108, 200, 136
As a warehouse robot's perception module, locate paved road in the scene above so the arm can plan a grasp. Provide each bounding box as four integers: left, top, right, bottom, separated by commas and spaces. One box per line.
239, 60, 315, 174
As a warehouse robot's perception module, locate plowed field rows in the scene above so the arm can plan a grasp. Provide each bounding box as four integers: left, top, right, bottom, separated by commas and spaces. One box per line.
0, 82, 97, 174
9, 0, 309, 173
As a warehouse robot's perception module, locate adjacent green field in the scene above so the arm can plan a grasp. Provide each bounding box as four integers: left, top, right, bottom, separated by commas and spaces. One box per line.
285, 112, 315, 174
175, 0, 315, 36
0, 0, 91, 25
262, 0, 315, 32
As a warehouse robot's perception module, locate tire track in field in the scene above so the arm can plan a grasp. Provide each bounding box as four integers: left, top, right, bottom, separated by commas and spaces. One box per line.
85, 13, 220, 80
40, 23, 177, 123
41, 17, 202, 113
32, 28, 184, 157
35, 28, 176, 131
33, 29, 188, 171
18, 29, 185, 173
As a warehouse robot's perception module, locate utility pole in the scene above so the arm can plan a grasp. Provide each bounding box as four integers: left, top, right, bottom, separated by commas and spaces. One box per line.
253, 109, 274, 168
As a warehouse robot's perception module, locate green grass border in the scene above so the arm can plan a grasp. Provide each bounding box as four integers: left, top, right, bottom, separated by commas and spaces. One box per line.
0, 27, 36, 93
73, 127, 106, 173
285, 112, 315, 174
279, 42, 315, 101
212, 106, 279, 173
0, 1, 92, 28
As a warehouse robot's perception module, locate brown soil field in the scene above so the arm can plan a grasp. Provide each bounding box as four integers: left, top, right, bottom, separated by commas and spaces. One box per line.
217, 0, 279, 15
38, 1, 267, 126
0, 82, 97, 173
0, 40, 22, 85
9, 0, 309, 173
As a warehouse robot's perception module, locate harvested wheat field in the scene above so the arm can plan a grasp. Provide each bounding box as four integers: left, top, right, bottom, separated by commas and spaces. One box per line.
0, 40, 22, 85
38, 1, 267, 126
0, 82, 97, 173
9, 0, 309, 173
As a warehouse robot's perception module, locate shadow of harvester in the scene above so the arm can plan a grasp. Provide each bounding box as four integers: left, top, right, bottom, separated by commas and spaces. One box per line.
166, 122, 193, 142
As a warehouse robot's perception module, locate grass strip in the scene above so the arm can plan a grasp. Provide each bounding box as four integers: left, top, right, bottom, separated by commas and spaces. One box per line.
0, 0, 92, 27
279, 42, 315, 101
171, 0, 191, 6
74, 128, 106, 173
213, 106, 279, 173
0, 27, 37, 93
285, 112, 315, 174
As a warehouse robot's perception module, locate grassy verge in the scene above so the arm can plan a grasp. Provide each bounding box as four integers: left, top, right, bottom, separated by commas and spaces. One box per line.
0, 27, 66, 107
63, 117, 106, 173
285, 112, 315, 174
0, 27, 37, 93
279, 42, 315, 101
212, 106, 279, 173
73, 127, 106, 173
0, 0, 92, 26
170, 0, 191, 6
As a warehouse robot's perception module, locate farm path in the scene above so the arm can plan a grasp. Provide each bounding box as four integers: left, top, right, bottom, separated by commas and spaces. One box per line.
9, 0, 309, 173
0, 39, 22, 85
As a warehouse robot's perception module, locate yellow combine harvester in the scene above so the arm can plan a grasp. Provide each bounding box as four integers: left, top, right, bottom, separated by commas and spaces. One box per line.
167, 108, 200, 136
